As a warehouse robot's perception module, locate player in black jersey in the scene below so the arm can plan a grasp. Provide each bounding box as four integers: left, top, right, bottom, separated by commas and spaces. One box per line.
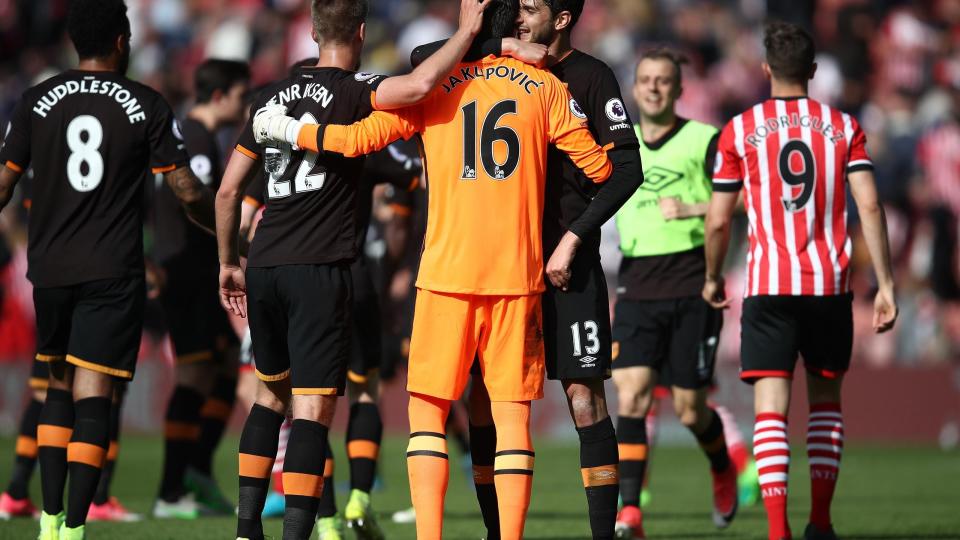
216, 1, 497, 538
0, 1, 216, 538
151, 59, 250, 519
410, 1, 644, 537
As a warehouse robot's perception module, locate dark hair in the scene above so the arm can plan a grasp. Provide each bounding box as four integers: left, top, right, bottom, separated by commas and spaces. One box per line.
763, 21, 816, 84
477, 0, 520, 42
67, 0, 130, 59
636, 47, 687, 85
311, 0, 368, 45
194, 59, 250, 104
543, 0, 585, 30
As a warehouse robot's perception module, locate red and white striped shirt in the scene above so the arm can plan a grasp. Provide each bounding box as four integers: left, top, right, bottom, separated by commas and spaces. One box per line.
712, 97, 873, 297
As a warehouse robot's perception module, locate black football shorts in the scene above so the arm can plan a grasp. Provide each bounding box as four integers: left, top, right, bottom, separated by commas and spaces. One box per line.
29, 358, 50, 389
612, 296, 722, 390
740, 293, 853, 383
159, 265, 238, 365
543, 257, 612, 381
34, 277, 146, 380
348, 262, 382, 386
246, 264, 352, 395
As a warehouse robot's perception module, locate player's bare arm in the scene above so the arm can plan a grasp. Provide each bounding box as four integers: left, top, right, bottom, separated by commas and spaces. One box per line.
215, 149, 259, 318
849, 169, 898, 333
0, 165, 22, 211
374, 0, 493, 110
702, 190, 738, 309
163, 166, 216, 234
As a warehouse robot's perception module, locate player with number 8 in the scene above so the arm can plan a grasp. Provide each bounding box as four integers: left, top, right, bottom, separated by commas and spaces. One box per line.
0, 0, 217, 537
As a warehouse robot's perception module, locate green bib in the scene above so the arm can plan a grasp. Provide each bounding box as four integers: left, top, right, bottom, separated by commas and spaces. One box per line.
616, 120, 719, 257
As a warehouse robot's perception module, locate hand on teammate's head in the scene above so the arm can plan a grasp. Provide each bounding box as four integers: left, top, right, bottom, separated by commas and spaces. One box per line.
458, 0, 494, 37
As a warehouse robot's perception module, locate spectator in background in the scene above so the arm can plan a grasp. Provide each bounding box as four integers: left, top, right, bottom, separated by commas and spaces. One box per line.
915, 81, 960, 301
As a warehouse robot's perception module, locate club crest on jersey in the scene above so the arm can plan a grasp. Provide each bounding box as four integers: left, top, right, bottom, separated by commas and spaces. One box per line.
354, 72, 379, 83
190, 155, 213, 186
605, 98, 627, 123
569, 98, 588, 119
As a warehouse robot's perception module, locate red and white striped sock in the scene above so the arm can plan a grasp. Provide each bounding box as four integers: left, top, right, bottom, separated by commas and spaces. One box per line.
271, 418, 292, 494
807, 403, 843, 530
754, 412, 790, 540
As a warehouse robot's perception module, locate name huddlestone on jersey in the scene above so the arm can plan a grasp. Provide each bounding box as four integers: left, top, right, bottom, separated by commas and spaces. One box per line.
32, 76, 147, 124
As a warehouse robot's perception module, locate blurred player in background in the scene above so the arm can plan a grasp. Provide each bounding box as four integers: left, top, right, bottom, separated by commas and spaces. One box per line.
253, 2, 615, 538
704, 21, 898, 540
0, 0, 216, 537
611, 48, 739, 539
217, 0, 497, 538
152, 58, 250, 519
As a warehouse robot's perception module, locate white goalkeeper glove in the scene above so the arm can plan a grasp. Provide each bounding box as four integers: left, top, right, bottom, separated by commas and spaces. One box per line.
253, 104, 303, 147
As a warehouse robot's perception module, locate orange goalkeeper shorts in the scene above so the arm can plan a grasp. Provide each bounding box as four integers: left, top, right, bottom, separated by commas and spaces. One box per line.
407, 289, 545, 402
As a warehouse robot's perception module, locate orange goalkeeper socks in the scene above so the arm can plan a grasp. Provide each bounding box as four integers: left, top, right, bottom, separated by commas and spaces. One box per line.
491, 401, 534, 540
406, 393, 451, 539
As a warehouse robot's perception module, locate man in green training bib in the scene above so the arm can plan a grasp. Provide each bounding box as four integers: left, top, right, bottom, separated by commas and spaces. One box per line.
611, 48, 739, 539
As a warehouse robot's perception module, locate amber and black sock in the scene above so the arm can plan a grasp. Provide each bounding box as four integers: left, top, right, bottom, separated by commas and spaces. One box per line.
38, 388, 74, 515
316, 439, 337, 518
159, 386, 204, 501
616, 416, 647, 508
65, 396, 111, 527
93, 393, 123, 505
578, 417, 619, 540
346, 402, 382, 493
6, 398, 42, 500
237, 404, 284, 540
470, 422, 499, 540
193, 375, 237, 476
282, 419, 329, 540
692, 408, 731, 473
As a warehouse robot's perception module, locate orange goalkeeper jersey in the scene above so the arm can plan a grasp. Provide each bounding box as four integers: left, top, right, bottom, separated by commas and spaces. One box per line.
310, 56, 613, 295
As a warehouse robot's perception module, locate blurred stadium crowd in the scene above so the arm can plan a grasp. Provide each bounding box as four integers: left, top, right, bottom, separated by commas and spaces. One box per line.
0, 0, 958, 373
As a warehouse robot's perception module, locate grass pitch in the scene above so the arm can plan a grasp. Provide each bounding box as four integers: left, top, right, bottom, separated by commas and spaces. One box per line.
0, 435, 958, 539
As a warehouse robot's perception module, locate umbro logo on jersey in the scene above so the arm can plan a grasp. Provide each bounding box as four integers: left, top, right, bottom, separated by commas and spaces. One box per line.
640, 166, 684, 192
579, 355, 597, 367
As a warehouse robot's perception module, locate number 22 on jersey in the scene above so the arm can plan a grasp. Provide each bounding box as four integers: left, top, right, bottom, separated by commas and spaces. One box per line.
266, 112, 326, 199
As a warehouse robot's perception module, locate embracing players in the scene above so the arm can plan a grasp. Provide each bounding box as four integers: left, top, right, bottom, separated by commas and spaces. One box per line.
254, 2, 616, 538
412, 1, 645, 538
704, 22, 897, 540
0, 0, 216, 538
